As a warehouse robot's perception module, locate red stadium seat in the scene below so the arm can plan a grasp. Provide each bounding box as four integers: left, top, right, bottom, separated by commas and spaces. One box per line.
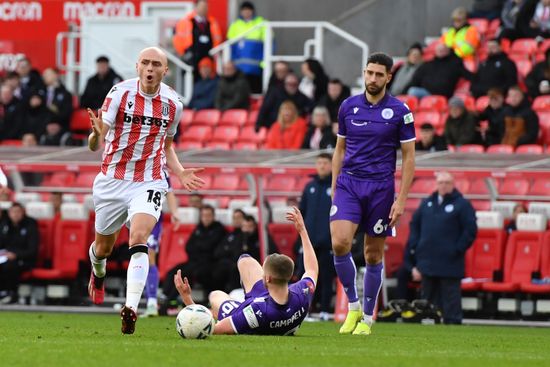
488, 19, 501, 39
499, 177, 530, 196
239, 126, 267, 144
249, 96, 263, 111
486, 144, 514, 154
454, 178, 470, 194
482, 231, 545, 292
457, 144, 485, 153
0, 139, 22, 146
219, 109, 248, 127
74, 172, 98, 188
180, 109, 195, 127
510, 38, 538, 57
36, 219, 57, 268
246, 110, 259, 126
533, 96, 550, 111
268, 223, 298, 260
469, 177, 499, 196
530, 178, 550, 196
158, 224, 194, 281
516, 144, 544, 154
463, 59, 478, 73
233, 142, 258, 150
468, 18, 489, 36
265, 175, 297, 192
514, 59, 533, 78
409, 178, 435, 195
454, 79, 471, 95
70, 108, 91, 132
418, 95, 447, 112
178, 141, 204, 150
396, 95, 418, 111
211, 173, 241, 190
475, 96, 489, 112
414, 111, 442, 129
384, 210, 413, 276
455, 95, 476, 111
210, 126, 240, 143
180, 125, 213, 143
205, 141, 231, 150
471, 200, 492, 211
520, 231, 550, 293
295, 176, 312, 192
193, 109, 221, 126
41, 172, 76, 187
462, 229, 507, 291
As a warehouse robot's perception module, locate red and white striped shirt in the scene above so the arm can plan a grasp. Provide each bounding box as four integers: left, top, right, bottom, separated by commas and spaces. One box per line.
100, 78, 183, 182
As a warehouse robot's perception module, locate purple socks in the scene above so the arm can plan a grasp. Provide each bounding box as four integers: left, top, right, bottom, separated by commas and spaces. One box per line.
333, 253, 359, 303
363, 262, 384, 316
146, 264, 159, 300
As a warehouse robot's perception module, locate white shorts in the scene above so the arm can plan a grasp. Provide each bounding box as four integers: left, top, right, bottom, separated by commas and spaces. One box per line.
93, 173, 169, 235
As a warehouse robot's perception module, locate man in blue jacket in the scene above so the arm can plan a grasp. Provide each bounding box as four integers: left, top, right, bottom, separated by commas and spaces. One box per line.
296, 152, 334, 320
405, 171, 477, 324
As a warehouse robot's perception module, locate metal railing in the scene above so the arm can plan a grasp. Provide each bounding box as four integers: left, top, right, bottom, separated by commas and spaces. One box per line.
209, 21, 369, 92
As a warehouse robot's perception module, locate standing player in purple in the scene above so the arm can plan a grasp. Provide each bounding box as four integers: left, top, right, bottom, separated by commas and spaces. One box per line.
173, 207, 318, 335
331, 52, 416, 335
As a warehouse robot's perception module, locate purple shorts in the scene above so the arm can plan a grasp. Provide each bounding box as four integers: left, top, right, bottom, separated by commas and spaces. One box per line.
217, 280, 267, 321
330, 174, 394, 237
146, 218, 162, 252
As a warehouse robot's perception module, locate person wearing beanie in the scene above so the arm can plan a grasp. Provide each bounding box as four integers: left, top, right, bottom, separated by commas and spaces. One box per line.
189, 57, 219, 110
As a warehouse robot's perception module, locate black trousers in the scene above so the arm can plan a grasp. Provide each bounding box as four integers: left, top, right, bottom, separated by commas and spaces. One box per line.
0, 260, 22, 293
211, 259, 240, 293
395, 265, 414, 301
162, 262, 213, 303
421, 275, 462, 324
314, 249, 335, 313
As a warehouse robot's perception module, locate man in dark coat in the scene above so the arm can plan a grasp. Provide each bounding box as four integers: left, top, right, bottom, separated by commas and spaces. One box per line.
295, 153, 334, 319
404, 172, 477, 324
0, 203, 39, 304
470, 39, 517, 98
80, 56, 123, 110
214, 61, 250, 111
501, 86, 539, 147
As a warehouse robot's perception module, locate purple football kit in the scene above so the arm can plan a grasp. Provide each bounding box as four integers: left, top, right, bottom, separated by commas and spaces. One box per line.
330, 92, 415, 236
218, 277, 316, 335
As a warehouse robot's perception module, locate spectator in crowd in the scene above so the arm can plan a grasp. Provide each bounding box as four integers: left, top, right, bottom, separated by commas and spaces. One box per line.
441, 7, 481, 61
299, 59, 329, 103
505, 203, 527, 233
15, 57, 44, 101
0, 202, 39, 304
41, 68, 73, 131
214, 61, 251, 111
389, 43, 423, 96
265, 100, 307, 149
0, 84, 23, 141
469, 0, 505, 19
526, 48, 550, 99
501, 86, 539, 146
499, 0, 530, 40
38, 119, 72, 146
295, 153, 334, 320
301, 106, 336, 150
80, 56, 123, 110
527, 0, 550, 38
256, 73, 312, 131
22, 90, 52, 139
162, 205, 226, 311
415, 123, 448, 151
188, 193, 204, 209
408, 43, 472, 99
173, 0, 222, 80
188, 57, 219, 110
21, 133, 37, 147
49, 192, 63, 217
405, 172, 477, 324
227, 1, 266, 93
4, 72, 21, 100
444, 97, 483, 146
211, 212, 261, 292
20, 134, 42, 186
317, 79, 351, 122
266, 61, 291, 96
470, 38, 518, 98
479, 87, 508, 146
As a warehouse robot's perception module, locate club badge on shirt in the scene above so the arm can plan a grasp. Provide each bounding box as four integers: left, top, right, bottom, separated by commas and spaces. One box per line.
381, 108, 394, 119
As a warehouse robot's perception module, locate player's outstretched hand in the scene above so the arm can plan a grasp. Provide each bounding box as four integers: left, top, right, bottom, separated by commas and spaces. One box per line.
389, 200, 405, 227
87, 108, 103, 136
174, 270, 194, 305
177, 168, 206, 192
285, 206, 305, 233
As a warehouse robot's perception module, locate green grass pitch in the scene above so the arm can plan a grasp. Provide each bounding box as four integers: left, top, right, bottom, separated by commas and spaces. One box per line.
1, 311, 549, 367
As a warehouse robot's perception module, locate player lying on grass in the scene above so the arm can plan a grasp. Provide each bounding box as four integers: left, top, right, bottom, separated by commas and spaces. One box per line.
174, 207, 318, 335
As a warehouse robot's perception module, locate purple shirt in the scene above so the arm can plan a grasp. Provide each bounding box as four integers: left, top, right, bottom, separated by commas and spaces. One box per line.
338, 93, 415, 180
229, 277, 316, 335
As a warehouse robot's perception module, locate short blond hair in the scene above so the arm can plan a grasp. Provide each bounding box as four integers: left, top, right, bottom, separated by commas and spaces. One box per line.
264, 254, 294, 285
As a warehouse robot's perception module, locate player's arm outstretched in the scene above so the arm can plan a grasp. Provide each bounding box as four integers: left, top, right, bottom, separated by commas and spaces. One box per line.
164, 138, 205, 191
87, 108, 109, 152
173, 270, 236, 334
286, 207, 319, 284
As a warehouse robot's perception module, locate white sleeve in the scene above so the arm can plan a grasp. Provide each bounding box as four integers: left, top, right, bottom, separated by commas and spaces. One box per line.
166, 97, 184, 138
101, 85, 123, 127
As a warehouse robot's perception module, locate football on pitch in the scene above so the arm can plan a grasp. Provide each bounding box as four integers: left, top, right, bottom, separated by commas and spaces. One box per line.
176, 304, 215, 339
